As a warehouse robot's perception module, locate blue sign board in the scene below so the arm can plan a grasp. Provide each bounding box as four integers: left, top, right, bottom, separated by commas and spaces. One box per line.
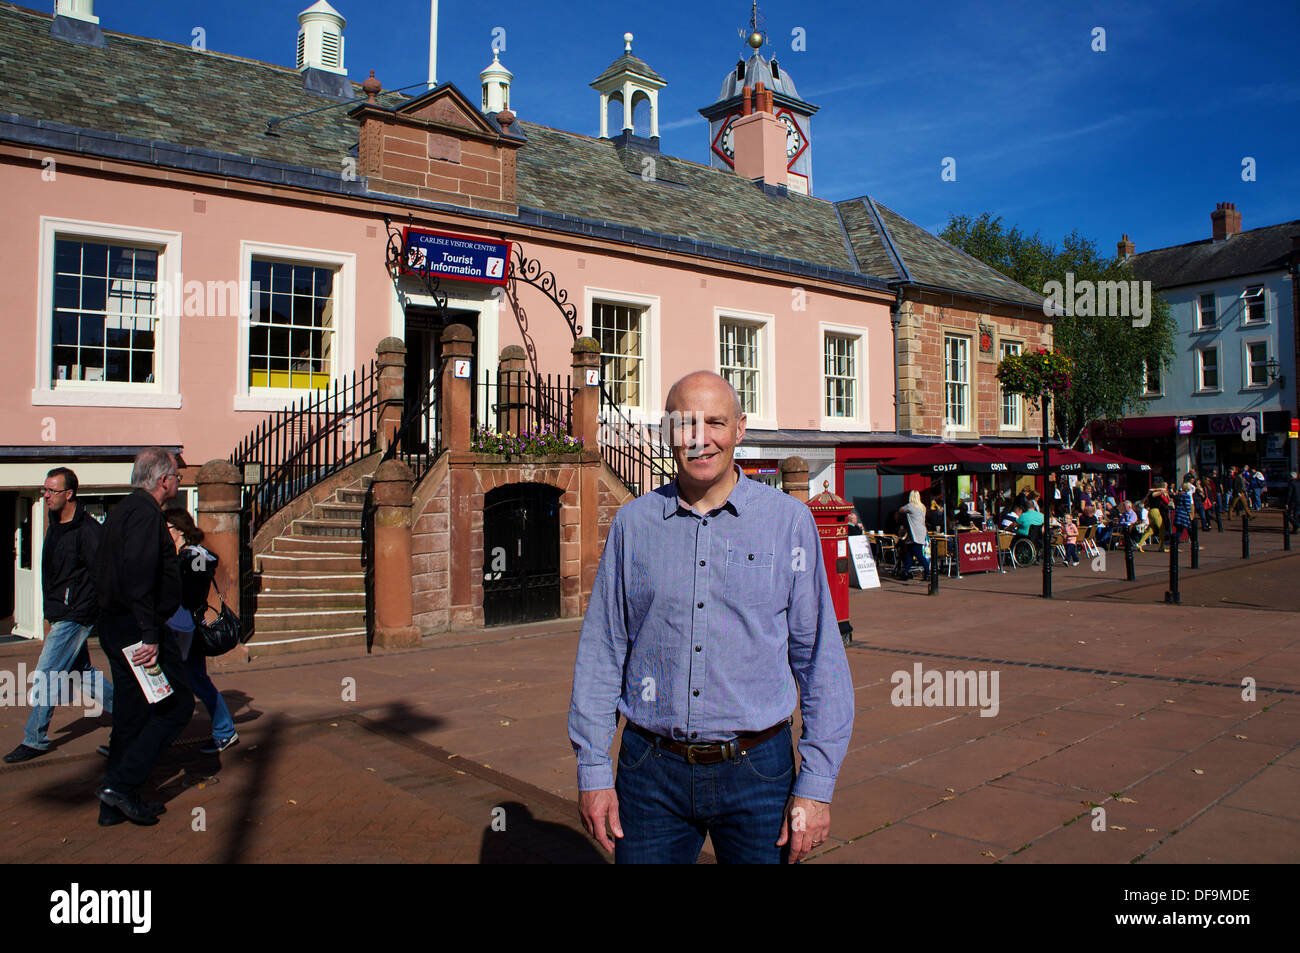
402, 227, 512, 286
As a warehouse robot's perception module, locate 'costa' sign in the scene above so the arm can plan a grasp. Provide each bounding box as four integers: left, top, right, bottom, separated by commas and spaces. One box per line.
401, 227, 512, 286
957, 531, 999, 574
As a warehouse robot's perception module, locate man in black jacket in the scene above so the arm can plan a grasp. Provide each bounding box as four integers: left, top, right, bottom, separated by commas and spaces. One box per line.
3, 468, 115, 763
1286, 471, 1300, 534
94, 447, 194, 826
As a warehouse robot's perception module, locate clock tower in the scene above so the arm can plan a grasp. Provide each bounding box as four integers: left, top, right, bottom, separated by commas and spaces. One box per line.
699, 4, 819, 194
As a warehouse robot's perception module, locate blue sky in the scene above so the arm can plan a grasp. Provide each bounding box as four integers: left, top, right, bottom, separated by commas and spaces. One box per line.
17, 0, 1300, 254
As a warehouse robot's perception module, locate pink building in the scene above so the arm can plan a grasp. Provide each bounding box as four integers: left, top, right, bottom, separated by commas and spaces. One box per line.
0, 1, 1041, 646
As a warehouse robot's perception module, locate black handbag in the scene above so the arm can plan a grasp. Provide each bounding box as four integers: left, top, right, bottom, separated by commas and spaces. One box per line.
192, 581, 242, 657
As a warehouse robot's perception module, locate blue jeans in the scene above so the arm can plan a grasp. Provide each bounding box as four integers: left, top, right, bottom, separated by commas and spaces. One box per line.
901, 541, 929, 576
613, 722, 795, 864
183, 649, 236, 743
22, 619, 113, 750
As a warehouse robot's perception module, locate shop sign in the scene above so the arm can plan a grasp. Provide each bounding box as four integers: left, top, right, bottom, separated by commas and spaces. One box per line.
1206, 412, 1261, 435
957, 531, 999, 574
401, 227, 511, 286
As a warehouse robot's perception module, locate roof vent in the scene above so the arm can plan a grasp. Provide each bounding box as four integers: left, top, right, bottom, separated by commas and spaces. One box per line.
296, 1, 353, 99
51, 0, 106, 47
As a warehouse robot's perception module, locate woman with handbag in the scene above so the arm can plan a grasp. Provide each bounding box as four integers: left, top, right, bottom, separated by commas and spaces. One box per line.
163, 508, 238, 755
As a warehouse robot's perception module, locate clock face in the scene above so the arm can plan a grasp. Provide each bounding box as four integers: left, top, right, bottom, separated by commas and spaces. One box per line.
780, 113, 803, 158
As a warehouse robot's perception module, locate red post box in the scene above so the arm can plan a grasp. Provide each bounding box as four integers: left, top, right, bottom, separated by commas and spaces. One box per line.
806, 480, 854, 644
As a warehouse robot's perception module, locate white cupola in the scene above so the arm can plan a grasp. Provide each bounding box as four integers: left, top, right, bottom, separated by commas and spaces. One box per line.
54, 0, 98, 22
296, 0, 346, 75
589, 33, 666, 142
479, 50, 513, 114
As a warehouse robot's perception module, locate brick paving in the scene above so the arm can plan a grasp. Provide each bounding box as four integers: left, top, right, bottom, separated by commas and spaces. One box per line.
1, 513, 1296, 863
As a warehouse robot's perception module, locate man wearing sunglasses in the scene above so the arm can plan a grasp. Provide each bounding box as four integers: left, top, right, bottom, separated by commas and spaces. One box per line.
3, 467, 115, 763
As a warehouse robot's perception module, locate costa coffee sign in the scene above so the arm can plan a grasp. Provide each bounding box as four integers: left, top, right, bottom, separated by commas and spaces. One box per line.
957, 531, 999, 574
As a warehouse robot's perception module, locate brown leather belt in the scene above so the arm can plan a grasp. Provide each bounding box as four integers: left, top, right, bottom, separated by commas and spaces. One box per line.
626, 719, 789, 765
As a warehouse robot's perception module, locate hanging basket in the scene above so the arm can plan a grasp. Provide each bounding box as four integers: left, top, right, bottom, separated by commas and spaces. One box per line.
996, 347, 1072, 398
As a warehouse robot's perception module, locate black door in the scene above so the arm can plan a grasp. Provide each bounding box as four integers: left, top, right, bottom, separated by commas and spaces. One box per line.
482, 483, 561, 626
402, 306, 478, 454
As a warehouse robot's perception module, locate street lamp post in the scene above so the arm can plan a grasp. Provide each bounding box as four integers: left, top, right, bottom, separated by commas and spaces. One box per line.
1042, 393, 1052, 599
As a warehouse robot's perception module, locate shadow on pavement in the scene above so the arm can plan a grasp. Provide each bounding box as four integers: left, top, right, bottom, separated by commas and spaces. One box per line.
479, 800, 607, 864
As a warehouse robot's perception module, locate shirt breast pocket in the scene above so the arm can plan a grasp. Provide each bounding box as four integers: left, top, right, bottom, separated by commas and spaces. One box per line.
724, 546, 775, 606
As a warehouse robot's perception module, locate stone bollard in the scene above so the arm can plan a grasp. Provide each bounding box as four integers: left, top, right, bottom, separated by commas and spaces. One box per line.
780, 456, 810, 502
195, 460, 243, 626
375, 336, 407, 454
570, 337, 601, 453
498, 345, 527, 437
371, 459, 420, 648
439, 324, 475, 453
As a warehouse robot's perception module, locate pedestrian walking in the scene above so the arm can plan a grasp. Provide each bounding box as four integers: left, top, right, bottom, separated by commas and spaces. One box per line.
163, 507, 239, 755
1173, 481, 1194, 542
3, 468, 115, 763
1285, 471, 1300, 534
1228, 466, 1253, 520
93, 448, 195, 826
569, 371, 854, 864
898, 490, 931, 579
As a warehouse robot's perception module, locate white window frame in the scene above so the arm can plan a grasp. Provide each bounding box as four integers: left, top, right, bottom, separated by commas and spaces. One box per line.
943, 333, 971, 433
1242, 338, 1270, 390
1240, 285, 1268, 326
999, 339, 1024, 431
1195, 292, 1217, 330
33, 217, 182, 408
1196, 345, 1220, 393
713, 307, 775, 429
1142, 359, 1162, 397
583, 287, 661, 425
235, 241, 356, 412
819, 322, 869, 430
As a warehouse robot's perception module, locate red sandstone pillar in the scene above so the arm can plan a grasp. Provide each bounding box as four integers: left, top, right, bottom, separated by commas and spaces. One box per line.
498, 344, 527, 437
372, 458, 421, 648
781, 456, 810, 502
440, 324, 475, 453
571, 336, 601, 452
376, 336, 407, 454
195, 460, 242, 610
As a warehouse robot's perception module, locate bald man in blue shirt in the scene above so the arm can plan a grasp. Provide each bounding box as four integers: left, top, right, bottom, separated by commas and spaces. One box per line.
569, 371, 855, 864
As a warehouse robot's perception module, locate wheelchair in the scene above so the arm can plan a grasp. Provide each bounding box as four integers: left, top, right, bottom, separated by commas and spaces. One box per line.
1010, 525, 1045, 569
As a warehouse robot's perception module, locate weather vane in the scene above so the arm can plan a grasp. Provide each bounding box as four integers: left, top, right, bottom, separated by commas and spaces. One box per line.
738, 1, 767, 54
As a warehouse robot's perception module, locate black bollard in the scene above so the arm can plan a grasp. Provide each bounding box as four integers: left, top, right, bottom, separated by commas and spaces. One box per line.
928, 545, 939, 595
1215, 498, 1223, 532
1242, 513, 1250, 558
1285, 513, 1292, 552
1190, 518, 1200, 570
1124, 525, 1136, 581
1165, 526, 1181, 604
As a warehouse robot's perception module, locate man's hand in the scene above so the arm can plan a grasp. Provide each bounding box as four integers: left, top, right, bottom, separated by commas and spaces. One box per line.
131, 643, 159, 667
776, 795, 830, 864
578, 788, 623, 852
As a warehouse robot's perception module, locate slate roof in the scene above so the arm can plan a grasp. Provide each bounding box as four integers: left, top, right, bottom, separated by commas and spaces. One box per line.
835, 197, 1048, 310
1130, 219, 1300, 290
590, 53, 665, 88
0, 1, 1045, 309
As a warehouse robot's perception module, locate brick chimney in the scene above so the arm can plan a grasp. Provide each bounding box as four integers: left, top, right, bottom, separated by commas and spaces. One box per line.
730, 81, 788, 190
1211, 202, 1242, 241
1117, 234, 1135, 259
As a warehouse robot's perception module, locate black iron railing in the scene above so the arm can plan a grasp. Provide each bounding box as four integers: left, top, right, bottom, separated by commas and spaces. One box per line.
230, 360, 380, 535
597, 384, 676, 498
472, 369, 573, 441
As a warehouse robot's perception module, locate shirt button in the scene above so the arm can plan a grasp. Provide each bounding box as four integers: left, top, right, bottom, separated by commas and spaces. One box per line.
695, 645, 702, 652
697, 602, 703, 608
702, 519, 708, 526
690, 732, 698, 739
748, 553, 754, 560
692, 689, 700, 697
699, 560, 705, 566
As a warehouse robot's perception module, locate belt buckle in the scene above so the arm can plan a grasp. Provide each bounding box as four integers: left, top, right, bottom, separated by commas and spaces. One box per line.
684, 743, 709, 765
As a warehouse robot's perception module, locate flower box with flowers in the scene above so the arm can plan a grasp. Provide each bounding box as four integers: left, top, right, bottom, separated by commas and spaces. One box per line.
470, 426, 585, 460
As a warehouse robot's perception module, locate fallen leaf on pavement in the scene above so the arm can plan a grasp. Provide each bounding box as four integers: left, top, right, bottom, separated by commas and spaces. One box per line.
980, 850, 996, 859
1117, 797, 1137, 803
1192, 769, 1204, 775
287, 799, 297, 805
1235, 734, 1247, 740
1111, 825, 1127, 831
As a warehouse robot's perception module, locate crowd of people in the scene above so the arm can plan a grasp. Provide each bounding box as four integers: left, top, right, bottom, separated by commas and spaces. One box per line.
876, 463, 1300, 579
3, 448, 240, 828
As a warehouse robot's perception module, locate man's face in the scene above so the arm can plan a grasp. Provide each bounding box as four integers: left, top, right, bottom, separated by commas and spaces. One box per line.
159, 457, 180, 503
41, 476, 71, 517
665, 375, 745, 489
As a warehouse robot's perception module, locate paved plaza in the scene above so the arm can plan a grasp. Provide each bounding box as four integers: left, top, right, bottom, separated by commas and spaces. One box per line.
2, 512, 1296, 863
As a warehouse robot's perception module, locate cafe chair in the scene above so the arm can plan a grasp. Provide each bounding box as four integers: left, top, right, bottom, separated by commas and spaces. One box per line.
996, 531, 1016, 572
1081, 524, 1100, 558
